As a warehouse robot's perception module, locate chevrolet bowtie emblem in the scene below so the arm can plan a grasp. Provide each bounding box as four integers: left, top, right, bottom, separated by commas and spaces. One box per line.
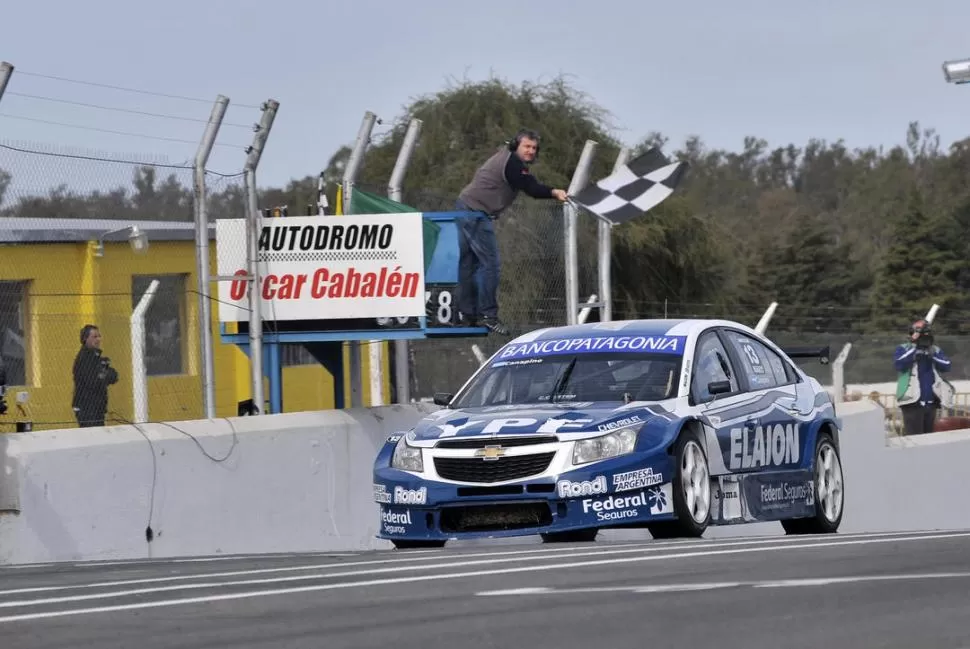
475, 445, 506, 461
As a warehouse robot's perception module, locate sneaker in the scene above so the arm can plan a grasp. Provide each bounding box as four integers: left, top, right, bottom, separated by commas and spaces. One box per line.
482, 317, 510, 336
455, 312, 478, 327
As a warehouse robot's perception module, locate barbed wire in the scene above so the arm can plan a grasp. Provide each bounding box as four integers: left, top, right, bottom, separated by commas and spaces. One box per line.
0, 113, 248, 150
0, 142, 244, 177
5, 91, 254, 129
11, 68, 265, 110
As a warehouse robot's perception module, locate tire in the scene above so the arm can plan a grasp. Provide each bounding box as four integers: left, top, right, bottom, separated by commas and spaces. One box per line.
391, 539, 447, 549
781, 431, 844, 535
648, 427, 711, 539
540, 528, 599, 543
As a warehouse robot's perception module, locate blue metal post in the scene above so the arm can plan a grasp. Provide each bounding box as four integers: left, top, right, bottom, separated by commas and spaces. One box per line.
264, 341, 283, 413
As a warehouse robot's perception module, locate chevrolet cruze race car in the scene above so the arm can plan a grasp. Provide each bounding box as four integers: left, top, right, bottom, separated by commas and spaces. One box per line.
372, 318, 845, 548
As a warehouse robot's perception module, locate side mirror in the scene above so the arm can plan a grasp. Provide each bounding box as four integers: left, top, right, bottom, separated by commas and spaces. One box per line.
433, 392, 453, 407
708, 380, 732, 396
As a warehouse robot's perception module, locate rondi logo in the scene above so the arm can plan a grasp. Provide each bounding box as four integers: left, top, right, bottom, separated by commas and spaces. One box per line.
557, 476, 607, 499
394, 486, 427, 505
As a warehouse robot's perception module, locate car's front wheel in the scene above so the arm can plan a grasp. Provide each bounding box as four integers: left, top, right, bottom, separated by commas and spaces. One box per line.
648, 428, 711, 539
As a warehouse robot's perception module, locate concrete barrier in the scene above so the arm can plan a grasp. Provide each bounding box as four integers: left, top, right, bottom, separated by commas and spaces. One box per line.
0, 404, 437, 565
2, 399, 970, 563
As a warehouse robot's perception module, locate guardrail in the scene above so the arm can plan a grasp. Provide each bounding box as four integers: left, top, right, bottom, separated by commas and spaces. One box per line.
3, 399, 970, 564
843, 390, 970, 436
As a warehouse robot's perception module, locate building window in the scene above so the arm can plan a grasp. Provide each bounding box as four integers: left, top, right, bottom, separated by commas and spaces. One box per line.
0, 280, 28, 386
282, 344, 317, 367
132, 274, 186, 376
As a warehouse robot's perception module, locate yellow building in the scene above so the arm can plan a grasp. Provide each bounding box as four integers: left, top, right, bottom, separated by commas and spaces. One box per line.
0, 217, 390, 432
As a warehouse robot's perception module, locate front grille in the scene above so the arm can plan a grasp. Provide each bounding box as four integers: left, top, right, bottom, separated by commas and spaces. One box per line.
434, 452, 556, 483
440, 502, 552, 533
436, 436, 557, 449
456, 483, 556, 497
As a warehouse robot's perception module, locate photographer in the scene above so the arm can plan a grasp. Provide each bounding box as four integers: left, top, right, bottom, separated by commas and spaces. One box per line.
894, 319, 954, 436
72, 325, 118, 428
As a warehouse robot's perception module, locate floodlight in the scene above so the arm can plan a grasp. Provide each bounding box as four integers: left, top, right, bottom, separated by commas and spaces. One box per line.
943, 58, 970, 84
128, 225, 149, 254
94, 224, 150, 257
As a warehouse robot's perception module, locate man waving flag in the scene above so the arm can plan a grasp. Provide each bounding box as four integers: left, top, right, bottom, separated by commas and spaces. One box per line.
570, 147, 688, 225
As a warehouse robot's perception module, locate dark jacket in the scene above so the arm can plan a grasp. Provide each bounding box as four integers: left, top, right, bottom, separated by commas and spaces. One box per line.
72, 346, 118, 415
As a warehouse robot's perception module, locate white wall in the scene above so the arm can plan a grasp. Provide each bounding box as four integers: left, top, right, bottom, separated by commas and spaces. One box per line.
0, 404, 436, 565
2, 399, 970, 564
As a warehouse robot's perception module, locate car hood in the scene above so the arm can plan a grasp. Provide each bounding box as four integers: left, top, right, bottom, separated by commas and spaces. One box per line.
407, 402, 676, 445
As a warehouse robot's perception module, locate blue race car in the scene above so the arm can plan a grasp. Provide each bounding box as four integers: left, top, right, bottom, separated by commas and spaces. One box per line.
372, 318, 845, 548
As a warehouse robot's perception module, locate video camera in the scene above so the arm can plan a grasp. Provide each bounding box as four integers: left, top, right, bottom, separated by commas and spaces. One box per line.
912, 320, 935, 350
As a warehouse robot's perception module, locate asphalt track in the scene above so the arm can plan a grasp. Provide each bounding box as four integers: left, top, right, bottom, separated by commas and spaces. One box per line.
3, 529, 970, 649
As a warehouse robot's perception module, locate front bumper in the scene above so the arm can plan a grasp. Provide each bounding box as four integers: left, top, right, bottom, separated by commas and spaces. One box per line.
373, 453, 676, 541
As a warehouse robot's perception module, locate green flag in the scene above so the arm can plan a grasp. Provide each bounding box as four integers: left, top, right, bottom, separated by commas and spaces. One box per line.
348, 188, 440, 272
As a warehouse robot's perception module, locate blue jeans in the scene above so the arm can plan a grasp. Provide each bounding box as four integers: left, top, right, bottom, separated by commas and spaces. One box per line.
455, 200, 500, 319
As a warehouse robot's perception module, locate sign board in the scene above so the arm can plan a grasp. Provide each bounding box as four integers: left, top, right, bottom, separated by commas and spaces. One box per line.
216, 213, 426, 322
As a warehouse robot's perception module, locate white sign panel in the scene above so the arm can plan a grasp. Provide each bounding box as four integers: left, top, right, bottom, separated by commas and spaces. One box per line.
215, 213, 426, 322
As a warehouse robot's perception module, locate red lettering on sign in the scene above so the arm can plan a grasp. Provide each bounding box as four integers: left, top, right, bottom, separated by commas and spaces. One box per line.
260, 273, 309, 300
229, 269, 248, 301
234, 266, 419, 303
308, 266, 419, 299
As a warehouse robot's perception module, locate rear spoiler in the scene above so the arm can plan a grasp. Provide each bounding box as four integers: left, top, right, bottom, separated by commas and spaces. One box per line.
781, 345, 830, 365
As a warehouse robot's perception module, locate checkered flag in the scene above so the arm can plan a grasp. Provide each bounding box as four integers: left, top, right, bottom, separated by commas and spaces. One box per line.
570, 148, 688, 225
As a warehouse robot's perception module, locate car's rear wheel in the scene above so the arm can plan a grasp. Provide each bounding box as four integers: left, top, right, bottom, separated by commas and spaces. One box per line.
648, 428, 711, 539
781, 431, 844, 535
391, 539, 447, 549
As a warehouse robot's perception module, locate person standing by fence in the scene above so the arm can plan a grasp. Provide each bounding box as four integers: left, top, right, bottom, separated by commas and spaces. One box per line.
72, 324, 118, 428
454, 129, 568, 335
894, 319, 954, 435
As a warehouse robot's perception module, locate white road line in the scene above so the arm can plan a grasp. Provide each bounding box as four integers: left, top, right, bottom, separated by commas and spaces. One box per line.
754, 572, 970, 588
80, 553, 365, 567
0, 529, 937, 596
1, 528, 950, 573
0, 536, 819, 607
477, 571, 970, 596
0, 542, 648, 596
0, 531, 968, 623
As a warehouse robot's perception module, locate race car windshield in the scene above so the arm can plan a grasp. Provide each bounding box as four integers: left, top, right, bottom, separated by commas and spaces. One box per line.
451, 352, 683, 408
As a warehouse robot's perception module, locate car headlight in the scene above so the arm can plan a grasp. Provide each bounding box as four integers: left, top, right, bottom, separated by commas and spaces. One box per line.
391, 435, 424, 472
572, 428, 638, 465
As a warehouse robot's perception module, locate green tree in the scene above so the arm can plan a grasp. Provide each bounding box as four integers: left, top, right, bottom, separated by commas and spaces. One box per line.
760, 217, 869, 332
868, 188, 968, 332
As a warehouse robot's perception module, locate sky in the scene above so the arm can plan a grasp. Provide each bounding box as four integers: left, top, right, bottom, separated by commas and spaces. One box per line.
2, 0, 970, 200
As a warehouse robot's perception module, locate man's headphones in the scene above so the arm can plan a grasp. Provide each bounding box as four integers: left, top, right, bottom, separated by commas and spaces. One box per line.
508, 128, 541, 160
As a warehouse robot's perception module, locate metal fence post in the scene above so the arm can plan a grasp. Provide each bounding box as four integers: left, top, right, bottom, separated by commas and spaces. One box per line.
564, 140, 598, 325
387, 118, 423, 405
193, 95, 229, 419
754, 302, 778, 336
831, 343, 852, 403
244, 100, 280, 414
131, 279, 160, 423
342, 111, 378, 409
0, 62, 14, 104
598, 148, 629, 323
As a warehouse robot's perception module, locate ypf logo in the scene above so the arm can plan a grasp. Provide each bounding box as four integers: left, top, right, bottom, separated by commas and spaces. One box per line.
557, 475, 608, 499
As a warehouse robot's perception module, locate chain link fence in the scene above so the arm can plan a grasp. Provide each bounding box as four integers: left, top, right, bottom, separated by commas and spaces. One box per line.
350, 183, 970, 401
356, 184, 599, 398
0, 140, 246, 431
